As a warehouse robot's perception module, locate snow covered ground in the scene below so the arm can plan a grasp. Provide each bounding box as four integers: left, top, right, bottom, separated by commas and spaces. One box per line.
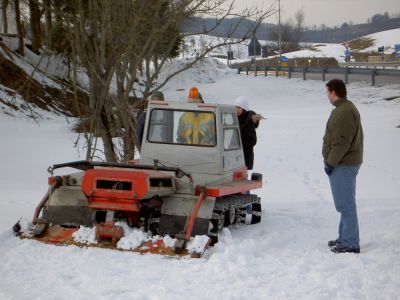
229, 28, 400, 64
1, 64, 399, 299
274, 28, 400, 62
359, 28, 400, 53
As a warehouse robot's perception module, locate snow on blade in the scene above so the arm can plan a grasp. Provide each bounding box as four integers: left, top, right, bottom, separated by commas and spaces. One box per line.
162, 235, 177, 248
72, 226, 97, 244
186, 235, 210, 254
113, 222, 149, 250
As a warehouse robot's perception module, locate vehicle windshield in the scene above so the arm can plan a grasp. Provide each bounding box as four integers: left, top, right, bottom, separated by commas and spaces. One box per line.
147, 109, 216, 146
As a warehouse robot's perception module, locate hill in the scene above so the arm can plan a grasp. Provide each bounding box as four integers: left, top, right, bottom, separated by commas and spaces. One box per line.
302, 17, 400, 43
184, 15, 400, 43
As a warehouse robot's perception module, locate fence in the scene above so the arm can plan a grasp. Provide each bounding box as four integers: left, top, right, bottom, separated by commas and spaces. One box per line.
237, 66, 400, 86
339, 62, 400, 69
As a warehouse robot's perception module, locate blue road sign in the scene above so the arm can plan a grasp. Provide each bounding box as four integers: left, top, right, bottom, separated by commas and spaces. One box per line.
280, 56, 289, 62
395, 44, 400, 52
344, 49, 351, 56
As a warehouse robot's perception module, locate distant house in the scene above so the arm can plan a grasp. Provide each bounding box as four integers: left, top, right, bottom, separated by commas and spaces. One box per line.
248, 36, 261, 57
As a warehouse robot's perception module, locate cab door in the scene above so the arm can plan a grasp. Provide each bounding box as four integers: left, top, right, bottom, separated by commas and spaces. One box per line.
220, 108, 245, 173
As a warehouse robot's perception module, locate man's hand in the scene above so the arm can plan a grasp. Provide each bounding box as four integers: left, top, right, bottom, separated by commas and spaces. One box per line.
324, 163, 334, 175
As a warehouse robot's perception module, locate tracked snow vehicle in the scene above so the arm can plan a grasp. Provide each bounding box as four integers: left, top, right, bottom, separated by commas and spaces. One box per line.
15, 100, 263, 256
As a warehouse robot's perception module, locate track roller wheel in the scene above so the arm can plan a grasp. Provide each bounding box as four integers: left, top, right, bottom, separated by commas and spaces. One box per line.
250, 203, 262, 224
224, 207, 237, 226
237, 202, 262, 225
208, 211, 225, 245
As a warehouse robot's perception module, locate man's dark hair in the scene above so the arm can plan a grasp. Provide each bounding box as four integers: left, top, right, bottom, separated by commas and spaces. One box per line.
326, 79, 347, 98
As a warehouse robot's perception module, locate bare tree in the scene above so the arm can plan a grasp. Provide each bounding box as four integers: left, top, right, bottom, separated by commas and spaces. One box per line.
43, 0, 52, 47
294, 8, 305, 44
116, 1, 272, 161
42, 0, 273, 162
148, 1, 274, 95
1, 0, 8, 34
14, 0, 24, 55
269, 21, 296, 53
29, 0, 42, 53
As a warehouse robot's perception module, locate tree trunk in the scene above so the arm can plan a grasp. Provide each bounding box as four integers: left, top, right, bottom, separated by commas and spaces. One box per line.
153, 57, 159, 79
144, 58, 152, 97
99, 107, 117, 162
122, 127, 136, 161
14, 0, 24, 55
1, 0, 8, 34
88, 77, 117, 162
116, 79, 136, 161
29, 0, 41, 53
43, 0, 52, 48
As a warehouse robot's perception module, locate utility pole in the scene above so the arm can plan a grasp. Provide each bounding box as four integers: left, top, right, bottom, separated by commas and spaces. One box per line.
278, 0, 281, 60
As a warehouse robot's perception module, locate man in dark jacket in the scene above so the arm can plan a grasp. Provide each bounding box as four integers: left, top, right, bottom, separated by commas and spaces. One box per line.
323, 79, 363, 254
234, 96, 257, 170
135, 91, 164, 152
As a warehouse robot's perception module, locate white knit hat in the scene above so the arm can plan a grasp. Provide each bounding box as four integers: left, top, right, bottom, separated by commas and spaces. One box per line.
234, 96, 249, 111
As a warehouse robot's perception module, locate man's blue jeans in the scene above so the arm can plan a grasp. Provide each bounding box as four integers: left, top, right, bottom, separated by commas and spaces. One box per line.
328, 165, 361, 249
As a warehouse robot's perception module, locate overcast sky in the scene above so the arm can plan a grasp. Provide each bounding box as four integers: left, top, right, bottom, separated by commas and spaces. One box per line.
236, 0, 400, 27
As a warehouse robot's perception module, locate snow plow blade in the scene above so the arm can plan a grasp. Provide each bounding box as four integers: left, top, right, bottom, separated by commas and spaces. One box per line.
16, 223, 210, 258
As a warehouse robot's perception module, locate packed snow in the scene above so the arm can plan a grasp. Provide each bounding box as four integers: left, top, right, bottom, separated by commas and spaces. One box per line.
1, 61, 400, 298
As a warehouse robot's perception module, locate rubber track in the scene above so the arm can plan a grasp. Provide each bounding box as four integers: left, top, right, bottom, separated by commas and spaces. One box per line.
214, 194, 260, 212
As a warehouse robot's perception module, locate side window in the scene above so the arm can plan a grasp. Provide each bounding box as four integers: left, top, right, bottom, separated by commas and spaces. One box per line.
222, 112, 237, 126
147, 110, 172, 143
222, 112, 240, 150
224, 128, 240, 150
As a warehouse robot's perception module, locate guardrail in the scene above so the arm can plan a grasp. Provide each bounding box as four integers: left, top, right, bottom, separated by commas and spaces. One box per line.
339, 62, 400, 69
237, 66, 400, 86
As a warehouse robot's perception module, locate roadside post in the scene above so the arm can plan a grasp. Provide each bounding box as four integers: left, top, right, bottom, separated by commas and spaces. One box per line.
280, 56, 289, 77
371, 68, 376, 86
344, 66, 349, 84
227, 50, 233, 66
344, 49, 351, 62
262, 46, 268, 76
343, 42, 351, 62
395, 44, 400, 63
378, 46, 385, 61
